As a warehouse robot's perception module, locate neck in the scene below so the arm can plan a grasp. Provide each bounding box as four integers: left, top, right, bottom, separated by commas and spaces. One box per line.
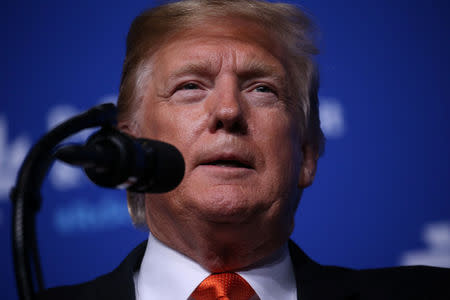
147, 213, 293, 272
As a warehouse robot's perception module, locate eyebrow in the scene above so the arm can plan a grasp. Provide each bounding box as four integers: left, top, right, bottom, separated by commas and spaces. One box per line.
167, 61, 218, 81
167, 58, 285, 84
236, 59, 285, 84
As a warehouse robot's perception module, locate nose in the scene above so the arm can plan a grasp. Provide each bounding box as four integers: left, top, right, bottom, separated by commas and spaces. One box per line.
207, 78, 247, 134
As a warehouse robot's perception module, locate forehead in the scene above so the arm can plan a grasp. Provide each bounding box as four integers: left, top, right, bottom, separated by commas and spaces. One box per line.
151, 17, 288, 74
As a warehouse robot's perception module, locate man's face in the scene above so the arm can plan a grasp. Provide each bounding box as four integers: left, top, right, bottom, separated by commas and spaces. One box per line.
136, 18, 306, 246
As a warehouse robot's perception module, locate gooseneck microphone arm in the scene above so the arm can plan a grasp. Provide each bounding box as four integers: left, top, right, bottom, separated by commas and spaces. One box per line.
11, 103, 185, 300
11, 103, 118, 300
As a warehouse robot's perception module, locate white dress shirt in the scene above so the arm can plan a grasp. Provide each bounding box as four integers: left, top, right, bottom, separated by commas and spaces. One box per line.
134, 232, 297, 300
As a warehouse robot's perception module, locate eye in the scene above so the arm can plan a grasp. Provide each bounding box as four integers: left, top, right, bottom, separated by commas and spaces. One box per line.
170, 81, 206, 104
246, 83, 279, 106
181, 83, 200, 90
254, 85, 275, 94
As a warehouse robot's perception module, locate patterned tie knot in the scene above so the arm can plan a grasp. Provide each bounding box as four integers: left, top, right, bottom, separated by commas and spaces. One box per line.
191, 272, 256, 300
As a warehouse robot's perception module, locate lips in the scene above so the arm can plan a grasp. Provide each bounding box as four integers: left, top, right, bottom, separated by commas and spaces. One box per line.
200, 158, 252, 169
197, 153, 255, 170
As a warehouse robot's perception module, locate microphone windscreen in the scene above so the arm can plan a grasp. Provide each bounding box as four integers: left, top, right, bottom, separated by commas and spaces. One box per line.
131, 139, 185, 193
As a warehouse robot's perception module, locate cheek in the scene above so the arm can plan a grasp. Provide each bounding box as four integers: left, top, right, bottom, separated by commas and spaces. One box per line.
255, 112, 302, 177
139, 103, 207, 153
256, 111, 299, 152
139, 103, 180, 138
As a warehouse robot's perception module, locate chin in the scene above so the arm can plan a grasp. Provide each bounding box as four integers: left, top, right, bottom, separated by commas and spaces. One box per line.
189, 185, 266, 223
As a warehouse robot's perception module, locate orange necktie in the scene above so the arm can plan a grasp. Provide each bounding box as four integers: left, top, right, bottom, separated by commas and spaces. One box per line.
190, 272, 256, 300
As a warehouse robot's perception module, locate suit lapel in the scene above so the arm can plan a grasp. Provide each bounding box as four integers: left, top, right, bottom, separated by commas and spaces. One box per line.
97, 240, 148, 300
288, 240, 360, 300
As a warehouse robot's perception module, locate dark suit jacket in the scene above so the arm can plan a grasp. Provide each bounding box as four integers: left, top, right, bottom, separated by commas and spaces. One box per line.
38, 240, 450, 300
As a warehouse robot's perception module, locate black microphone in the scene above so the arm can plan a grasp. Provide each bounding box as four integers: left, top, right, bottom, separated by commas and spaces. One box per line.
54, 127, 185, 193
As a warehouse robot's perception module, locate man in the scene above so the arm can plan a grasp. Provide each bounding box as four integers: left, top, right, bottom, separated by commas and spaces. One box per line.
39, 0, 450, 299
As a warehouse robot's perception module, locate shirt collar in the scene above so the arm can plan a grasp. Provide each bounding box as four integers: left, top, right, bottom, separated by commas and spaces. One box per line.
134, 232, 297, 300
238, 243, 297, 300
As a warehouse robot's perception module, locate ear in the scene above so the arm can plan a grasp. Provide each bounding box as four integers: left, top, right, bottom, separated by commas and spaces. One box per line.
118, 120, 140, 137
298, 144, 318, 188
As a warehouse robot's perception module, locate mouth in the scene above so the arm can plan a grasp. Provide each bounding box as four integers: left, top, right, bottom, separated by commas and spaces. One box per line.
201, 159, 253, 169
197, 151, 255, 170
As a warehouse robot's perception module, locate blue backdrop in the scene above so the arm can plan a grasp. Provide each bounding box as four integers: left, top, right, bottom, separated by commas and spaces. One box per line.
2, 1, 450, 298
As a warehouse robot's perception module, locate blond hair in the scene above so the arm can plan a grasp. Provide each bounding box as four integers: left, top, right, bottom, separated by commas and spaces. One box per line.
117, 0, 325, 227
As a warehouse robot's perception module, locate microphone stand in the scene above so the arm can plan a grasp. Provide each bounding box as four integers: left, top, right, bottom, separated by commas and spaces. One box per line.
11, 103, 117, 300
